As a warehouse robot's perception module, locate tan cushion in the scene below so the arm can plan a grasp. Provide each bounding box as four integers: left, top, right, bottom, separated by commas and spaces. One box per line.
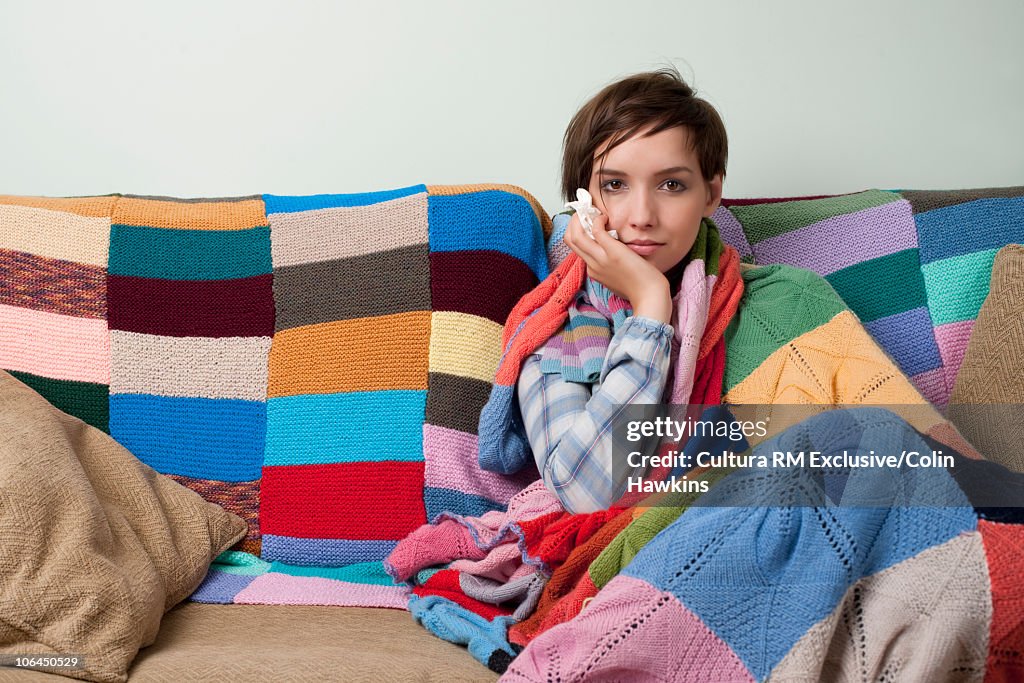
0, 371, 247, 683
949, 244, 1024, 470
0, 604, 498, 682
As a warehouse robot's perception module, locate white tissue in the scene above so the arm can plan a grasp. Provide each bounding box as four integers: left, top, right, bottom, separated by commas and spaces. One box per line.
565, 188, 618, 240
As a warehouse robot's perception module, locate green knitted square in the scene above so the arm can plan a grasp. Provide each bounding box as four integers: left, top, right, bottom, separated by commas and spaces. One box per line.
825, 249, 927, 323
723, 264, 848, 393
7, 370, 109, 433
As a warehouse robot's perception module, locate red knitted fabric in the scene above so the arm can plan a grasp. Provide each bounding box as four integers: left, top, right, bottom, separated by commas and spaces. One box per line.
520, 507, 628, 568
510, 508, 634, 646
699, 244, 743, 361
412, 569, 513, 621
979, 519, 1024, 683
694, 336, 727, 405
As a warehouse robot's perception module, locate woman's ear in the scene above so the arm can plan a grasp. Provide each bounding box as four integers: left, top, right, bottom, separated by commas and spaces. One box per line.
703, 174, 723, 217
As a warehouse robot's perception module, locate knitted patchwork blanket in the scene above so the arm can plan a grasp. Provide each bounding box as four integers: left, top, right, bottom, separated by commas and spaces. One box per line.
384, 259, 1024, 678
714, 187, 1024, 409
0, 186, 549, 608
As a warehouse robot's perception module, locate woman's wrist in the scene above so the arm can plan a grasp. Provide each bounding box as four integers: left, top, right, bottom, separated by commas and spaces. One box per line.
631, 281, 673, 324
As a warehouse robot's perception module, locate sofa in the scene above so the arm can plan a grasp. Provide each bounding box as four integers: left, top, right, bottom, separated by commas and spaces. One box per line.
0, 184, 1021, 682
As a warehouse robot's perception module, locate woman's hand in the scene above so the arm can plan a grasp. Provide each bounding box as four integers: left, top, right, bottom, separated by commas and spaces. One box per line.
563, 212, 673, 323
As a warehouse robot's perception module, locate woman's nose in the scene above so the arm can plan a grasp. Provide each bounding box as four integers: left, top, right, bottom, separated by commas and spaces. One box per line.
626, 192, 655, 229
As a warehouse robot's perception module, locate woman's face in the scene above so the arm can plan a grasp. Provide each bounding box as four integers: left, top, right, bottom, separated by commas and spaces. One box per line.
587, 125, 722, 273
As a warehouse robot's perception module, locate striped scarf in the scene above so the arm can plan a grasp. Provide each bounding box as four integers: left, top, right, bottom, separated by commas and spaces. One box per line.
478, 218, 744, 475
538, 221, 724, 403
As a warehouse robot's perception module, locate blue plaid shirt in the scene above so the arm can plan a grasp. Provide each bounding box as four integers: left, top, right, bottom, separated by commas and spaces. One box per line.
516, 315, 675, 513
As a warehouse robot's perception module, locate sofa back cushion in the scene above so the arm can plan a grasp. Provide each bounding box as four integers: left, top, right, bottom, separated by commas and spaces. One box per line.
7, 183, 1021, 602
948, 244, 1024, 470
0, 369, 245, 683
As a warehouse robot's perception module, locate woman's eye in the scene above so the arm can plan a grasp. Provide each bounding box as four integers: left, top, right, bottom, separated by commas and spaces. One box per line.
603, 180, 624, 191
663, 180, 685, 191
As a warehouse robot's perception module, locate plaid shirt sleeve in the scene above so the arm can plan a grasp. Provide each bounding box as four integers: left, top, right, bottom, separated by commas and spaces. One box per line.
516, 315, 674, 513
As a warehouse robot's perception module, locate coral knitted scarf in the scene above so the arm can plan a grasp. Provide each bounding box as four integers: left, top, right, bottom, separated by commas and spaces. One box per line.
477, 218, 745, 475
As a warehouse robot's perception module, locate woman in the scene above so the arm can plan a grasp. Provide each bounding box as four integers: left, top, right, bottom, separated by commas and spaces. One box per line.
477, 67, 959, 513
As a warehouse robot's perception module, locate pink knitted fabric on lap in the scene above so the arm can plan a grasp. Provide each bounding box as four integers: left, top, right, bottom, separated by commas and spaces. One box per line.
387, 480, 562, 583
501, 575, 754, 682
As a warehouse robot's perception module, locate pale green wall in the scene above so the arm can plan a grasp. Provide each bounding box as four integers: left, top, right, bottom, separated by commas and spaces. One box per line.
1, 0, 1020, 216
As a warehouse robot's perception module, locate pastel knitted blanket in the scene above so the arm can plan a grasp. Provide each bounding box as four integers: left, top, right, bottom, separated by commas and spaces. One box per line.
710, 187, 1024, 410
502, 407, 1024, 682
385, 260, 1024, 678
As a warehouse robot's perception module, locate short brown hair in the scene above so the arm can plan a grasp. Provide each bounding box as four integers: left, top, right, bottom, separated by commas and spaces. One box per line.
561, 67, 728, 203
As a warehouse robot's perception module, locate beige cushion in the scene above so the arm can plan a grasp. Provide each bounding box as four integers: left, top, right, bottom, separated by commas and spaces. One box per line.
0, 371, 247, 683
0, 604, 499, 682
949, 244, 1024, 470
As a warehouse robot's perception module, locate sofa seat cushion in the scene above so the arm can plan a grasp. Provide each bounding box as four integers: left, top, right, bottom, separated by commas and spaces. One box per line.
0, 604, 499, 682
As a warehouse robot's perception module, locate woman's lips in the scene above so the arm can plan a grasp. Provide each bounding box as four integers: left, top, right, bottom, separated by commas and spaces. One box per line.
627, 243, 662, 256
